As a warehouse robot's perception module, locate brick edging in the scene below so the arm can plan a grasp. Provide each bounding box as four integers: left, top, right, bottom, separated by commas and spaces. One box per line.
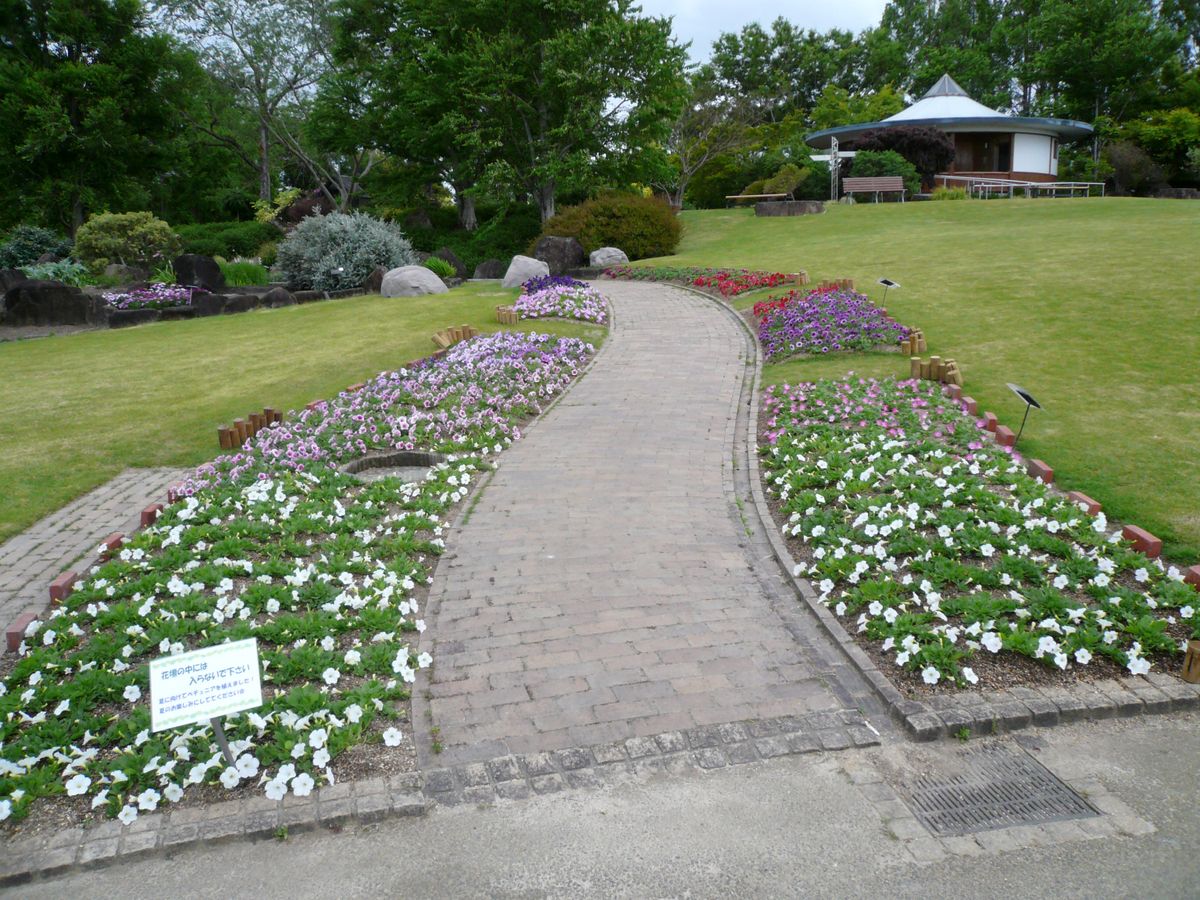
675, 284, 1200, 743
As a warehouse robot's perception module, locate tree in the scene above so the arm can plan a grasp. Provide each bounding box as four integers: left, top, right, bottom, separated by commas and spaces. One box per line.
648, 74, 758, 208
0, 0, 197, 232
809, 84, 904, 130
152, 1, 338, 202
851, 126, 957, 186
452, 0, 688, 221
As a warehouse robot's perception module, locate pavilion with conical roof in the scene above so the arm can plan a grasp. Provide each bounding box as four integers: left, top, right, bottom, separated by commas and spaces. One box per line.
806, 74, 1093, 182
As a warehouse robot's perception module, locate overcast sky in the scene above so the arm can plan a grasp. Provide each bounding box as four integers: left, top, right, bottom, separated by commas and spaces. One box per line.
638, 0, 891, 61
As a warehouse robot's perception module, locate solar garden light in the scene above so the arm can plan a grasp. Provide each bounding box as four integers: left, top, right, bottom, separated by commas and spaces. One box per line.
1007, 383, 1042, 449
878, 278, 900, 305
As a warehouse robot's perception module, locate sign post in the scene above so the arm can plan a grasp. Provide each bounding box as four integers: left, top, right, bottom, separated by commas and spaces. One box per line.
149, 638, 263, 766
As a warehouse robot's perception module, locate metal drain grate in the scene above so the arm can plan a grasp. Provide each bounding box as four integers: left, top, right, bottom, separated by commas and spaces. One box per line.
896, 743, 1098, 836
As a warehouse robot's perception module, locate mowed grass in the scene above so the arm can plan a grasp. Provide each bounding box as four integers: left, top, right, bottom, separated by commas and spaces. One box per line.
656, 199, 1200, 560
0, 283, 605, 543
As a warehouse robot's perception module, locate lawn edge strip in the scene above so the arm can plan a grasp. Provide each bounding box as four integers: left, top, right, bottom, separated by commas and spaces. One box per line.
690, 277, 1200, 743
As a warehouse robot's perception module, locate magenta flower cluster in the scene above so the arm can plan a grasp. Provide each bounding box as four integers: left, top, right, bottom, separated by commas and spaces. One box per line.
514, 280, 608, 324
182, 331, 595, 492
102, 282, 194, 311
757, 289, 909, 361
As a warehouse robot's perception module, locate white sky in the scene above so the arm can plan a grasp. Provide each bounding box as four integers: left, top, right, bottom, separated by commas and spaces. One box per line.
637, 0, 891, 61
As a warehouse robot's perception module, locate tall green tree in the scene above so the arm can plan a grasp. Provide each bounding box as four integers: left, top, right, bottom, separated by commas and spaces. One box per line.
0, 0, 197, 232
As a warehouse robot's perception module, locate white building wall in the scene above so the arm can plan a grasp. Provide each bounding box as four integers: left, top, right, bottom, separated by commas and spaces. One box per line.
1012, 133, 1054, 175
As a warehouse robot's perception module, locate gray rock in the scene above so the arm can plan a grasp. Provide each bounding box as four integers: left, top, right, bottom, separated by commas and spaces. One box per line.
363, 265, 387, 294
589, 247, 628, 267
533, 235, 585, 275
433, 247, 469, 280
109, 308, 162, 328
261, 286, 296, 308
191, 292, 227, 317
34, 251, 60, 264
501, 255, 550, 289
159, 306, 196, 321
104, 263, 149, 283
473, 259, 505, 279
3, 280, 106, 326
293, 290, 324, 303
224, 294, 261, 314
0, 268, 27, 294
381, 265, 449, 297
174, 254, 226, 292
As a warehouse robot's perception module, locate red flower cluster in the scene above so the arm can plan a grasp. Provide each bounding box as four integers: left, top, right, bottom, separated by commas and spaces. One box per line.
691, 269, 789, 297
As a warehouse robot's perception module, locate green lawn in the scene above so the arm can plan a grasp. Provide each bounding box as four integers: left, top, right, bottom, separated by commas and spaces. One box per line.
0, 283, 605, 543
655, 198, 1200, 561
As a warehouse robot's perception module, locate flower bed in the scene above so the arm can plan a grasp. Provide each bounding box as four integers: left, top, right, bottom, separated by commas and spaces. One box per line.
515, 275, 608, 324
0, 331, 594, 829
102, 283, 194, 311
760, 376, 1196, 693
755, 288, 910, 361
604, 264, 791, 297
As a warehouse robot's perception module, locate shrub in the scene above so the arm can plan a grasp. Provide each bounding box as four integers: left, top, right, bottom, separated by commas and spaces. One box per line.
175, 220, 281, 259
0, 225, 72, 269
18, 259, 92, 286
740, 179, 767, 196
257, 241, 279, 267
537, 193, 681, 260
423, 256, 455, 278
851, 126, 956, 184
848, 150, 920, 197
762, 163, 809, 197
74, 212, 181, 271
276, 212, 416, 291
931, 186, 969, 201
1103, 141, 1164, 196
219, 260, 271, 286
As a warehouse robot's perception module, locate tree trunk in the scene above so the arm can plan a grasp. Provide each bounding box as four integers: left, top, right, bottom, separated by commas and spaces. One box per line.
71, 190, 84, 237
258, 121, 272, 201
536, 180, 556, 222
456, 191, 477, 231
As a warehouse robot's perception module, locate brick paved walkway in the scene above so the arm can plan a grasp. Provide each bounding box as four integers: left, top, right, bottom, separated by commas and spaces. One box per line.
0, 468, 188, 626
421, 281, 853, 765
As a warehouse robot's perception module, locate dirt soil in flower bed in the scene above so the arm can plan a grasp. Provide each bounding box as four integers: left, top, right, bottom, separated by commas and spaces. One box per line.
755, 403, 1193, 700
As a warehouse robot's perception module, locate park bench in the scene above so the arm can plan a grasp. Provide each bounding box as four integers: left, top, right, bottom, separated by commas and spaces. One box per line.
725, 192, 791, 207
842, 176, 906, 203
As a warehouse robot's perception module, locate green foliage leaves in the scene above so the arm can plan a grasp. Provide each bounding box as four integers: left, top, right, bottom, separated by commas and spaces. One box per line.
175, 221, 282, 259
73, 212, 182, 270
276, 212, 416, 291
0, 226, 71, 269
539, 193, 682, 260
848, 150, 921, 196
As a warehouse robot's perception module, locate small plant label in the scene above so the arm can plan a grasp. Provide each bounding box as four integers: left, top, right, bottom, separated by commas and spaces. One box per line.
149, 638, 263, 733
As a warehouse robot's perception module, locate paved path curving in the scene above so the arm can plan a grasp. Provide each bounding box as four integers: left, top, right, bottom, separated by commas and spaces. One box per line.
0, 468, 189, 627
422, 281, 857, 765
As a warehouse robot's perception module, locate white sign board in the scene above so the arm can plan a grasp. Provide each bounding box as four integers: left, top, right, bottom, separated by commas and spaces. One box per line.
149, 638, 263, 733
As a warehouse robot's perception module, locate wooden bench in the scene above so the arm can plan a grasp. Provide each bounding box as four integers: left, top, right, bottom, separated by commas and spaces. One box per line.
725, 192, 791, 207
842, 176, 906, 203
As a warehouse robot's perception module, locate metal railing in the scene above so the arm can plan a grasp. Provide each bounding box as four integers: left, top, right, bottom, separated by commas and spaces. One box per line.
934, 174, 1106, 198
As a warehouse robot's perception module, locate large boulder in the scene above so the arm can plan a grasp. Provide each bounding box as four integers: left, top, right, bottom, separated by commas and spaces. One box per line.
3, 280, 106, 326
224, 294, 261, 314
473, 258, 505, 279
363, 265, 387, 294
532, 235, 585, 275
261, 286, 296, 308
109, 308, 161, 328
589, 246, 628, 267
501, 255, 549, 289
433, 246, 469, 280
0, 269, 27, 294
381, 265, 449, 297
174, 254, 226, 292
191, 292, 227, 317
104, 263, 149, 283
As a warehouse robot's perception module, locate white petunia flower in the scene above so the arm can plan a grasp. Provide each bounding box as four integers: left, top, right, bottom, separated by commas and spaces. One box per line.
118, 805, 138, 826
417, 652, 432, 669
344, 649, 361, 666
322, 668, 341, 686
265, 779, 287, 801
344, 703, 363, 724
164, 783, 184, 803
308, 728, 328, 749
312, 748, 330, 768
291, 773, 315, 797
961, 667, 979, 685
123, 684, 142, 703
1127, 656, 1151, 676
65, 773, 91, 796
137, 788, 160, 811
235, 755, 260, 778
219, 767, 240, 789
1074, 648, 1093, 665
921, 666, 941, 685
382, 727, 403, 747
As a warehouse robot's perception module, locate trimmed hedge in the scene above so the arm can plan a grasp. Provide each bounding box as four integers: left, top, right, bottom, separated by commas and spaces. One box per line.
536, 194, 681, 260
175, 220, 282, 259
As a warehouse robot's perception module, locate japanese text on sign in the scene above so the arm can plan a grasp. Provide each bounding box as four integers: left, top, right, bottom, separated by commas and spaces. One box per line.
149, 638, 263, 732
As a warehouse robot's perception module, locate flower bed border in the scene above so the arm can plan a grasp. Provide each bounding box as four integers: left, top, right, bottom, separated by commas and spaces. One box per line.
0, 319, 613, 883
660, 277, 1200, 741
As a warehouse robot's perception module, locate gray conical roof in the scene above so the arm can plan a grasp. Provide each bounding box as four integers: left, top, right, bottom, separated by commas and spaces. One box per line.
922, 74, 969, 99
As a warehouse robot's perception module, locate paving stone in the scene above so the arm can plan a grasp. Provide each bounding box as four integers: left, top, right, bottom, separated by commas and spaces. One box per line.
77, 837, 120, 864
592, 742, 628, 764
494, 780, 533, 801
725, 741, 759, 765
553, 747, 594, 771
625, 737, 660, 759
755, 736, 791, 758
886, 817, 928, 841
486, 756, 523, 782
522, 752, 558, 776
530, 774, 567, 794
694, 747, 728, 769
819, 729, 851, 752
785, 732, 821, 754
423, 769, 456, 794
655, 731, 689, 753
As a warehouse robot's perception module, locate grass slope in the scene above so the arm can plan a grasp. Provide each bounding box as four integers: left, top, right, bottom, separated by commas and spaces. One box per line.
659, 199, 1200, 560
0, 284, 605, 542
